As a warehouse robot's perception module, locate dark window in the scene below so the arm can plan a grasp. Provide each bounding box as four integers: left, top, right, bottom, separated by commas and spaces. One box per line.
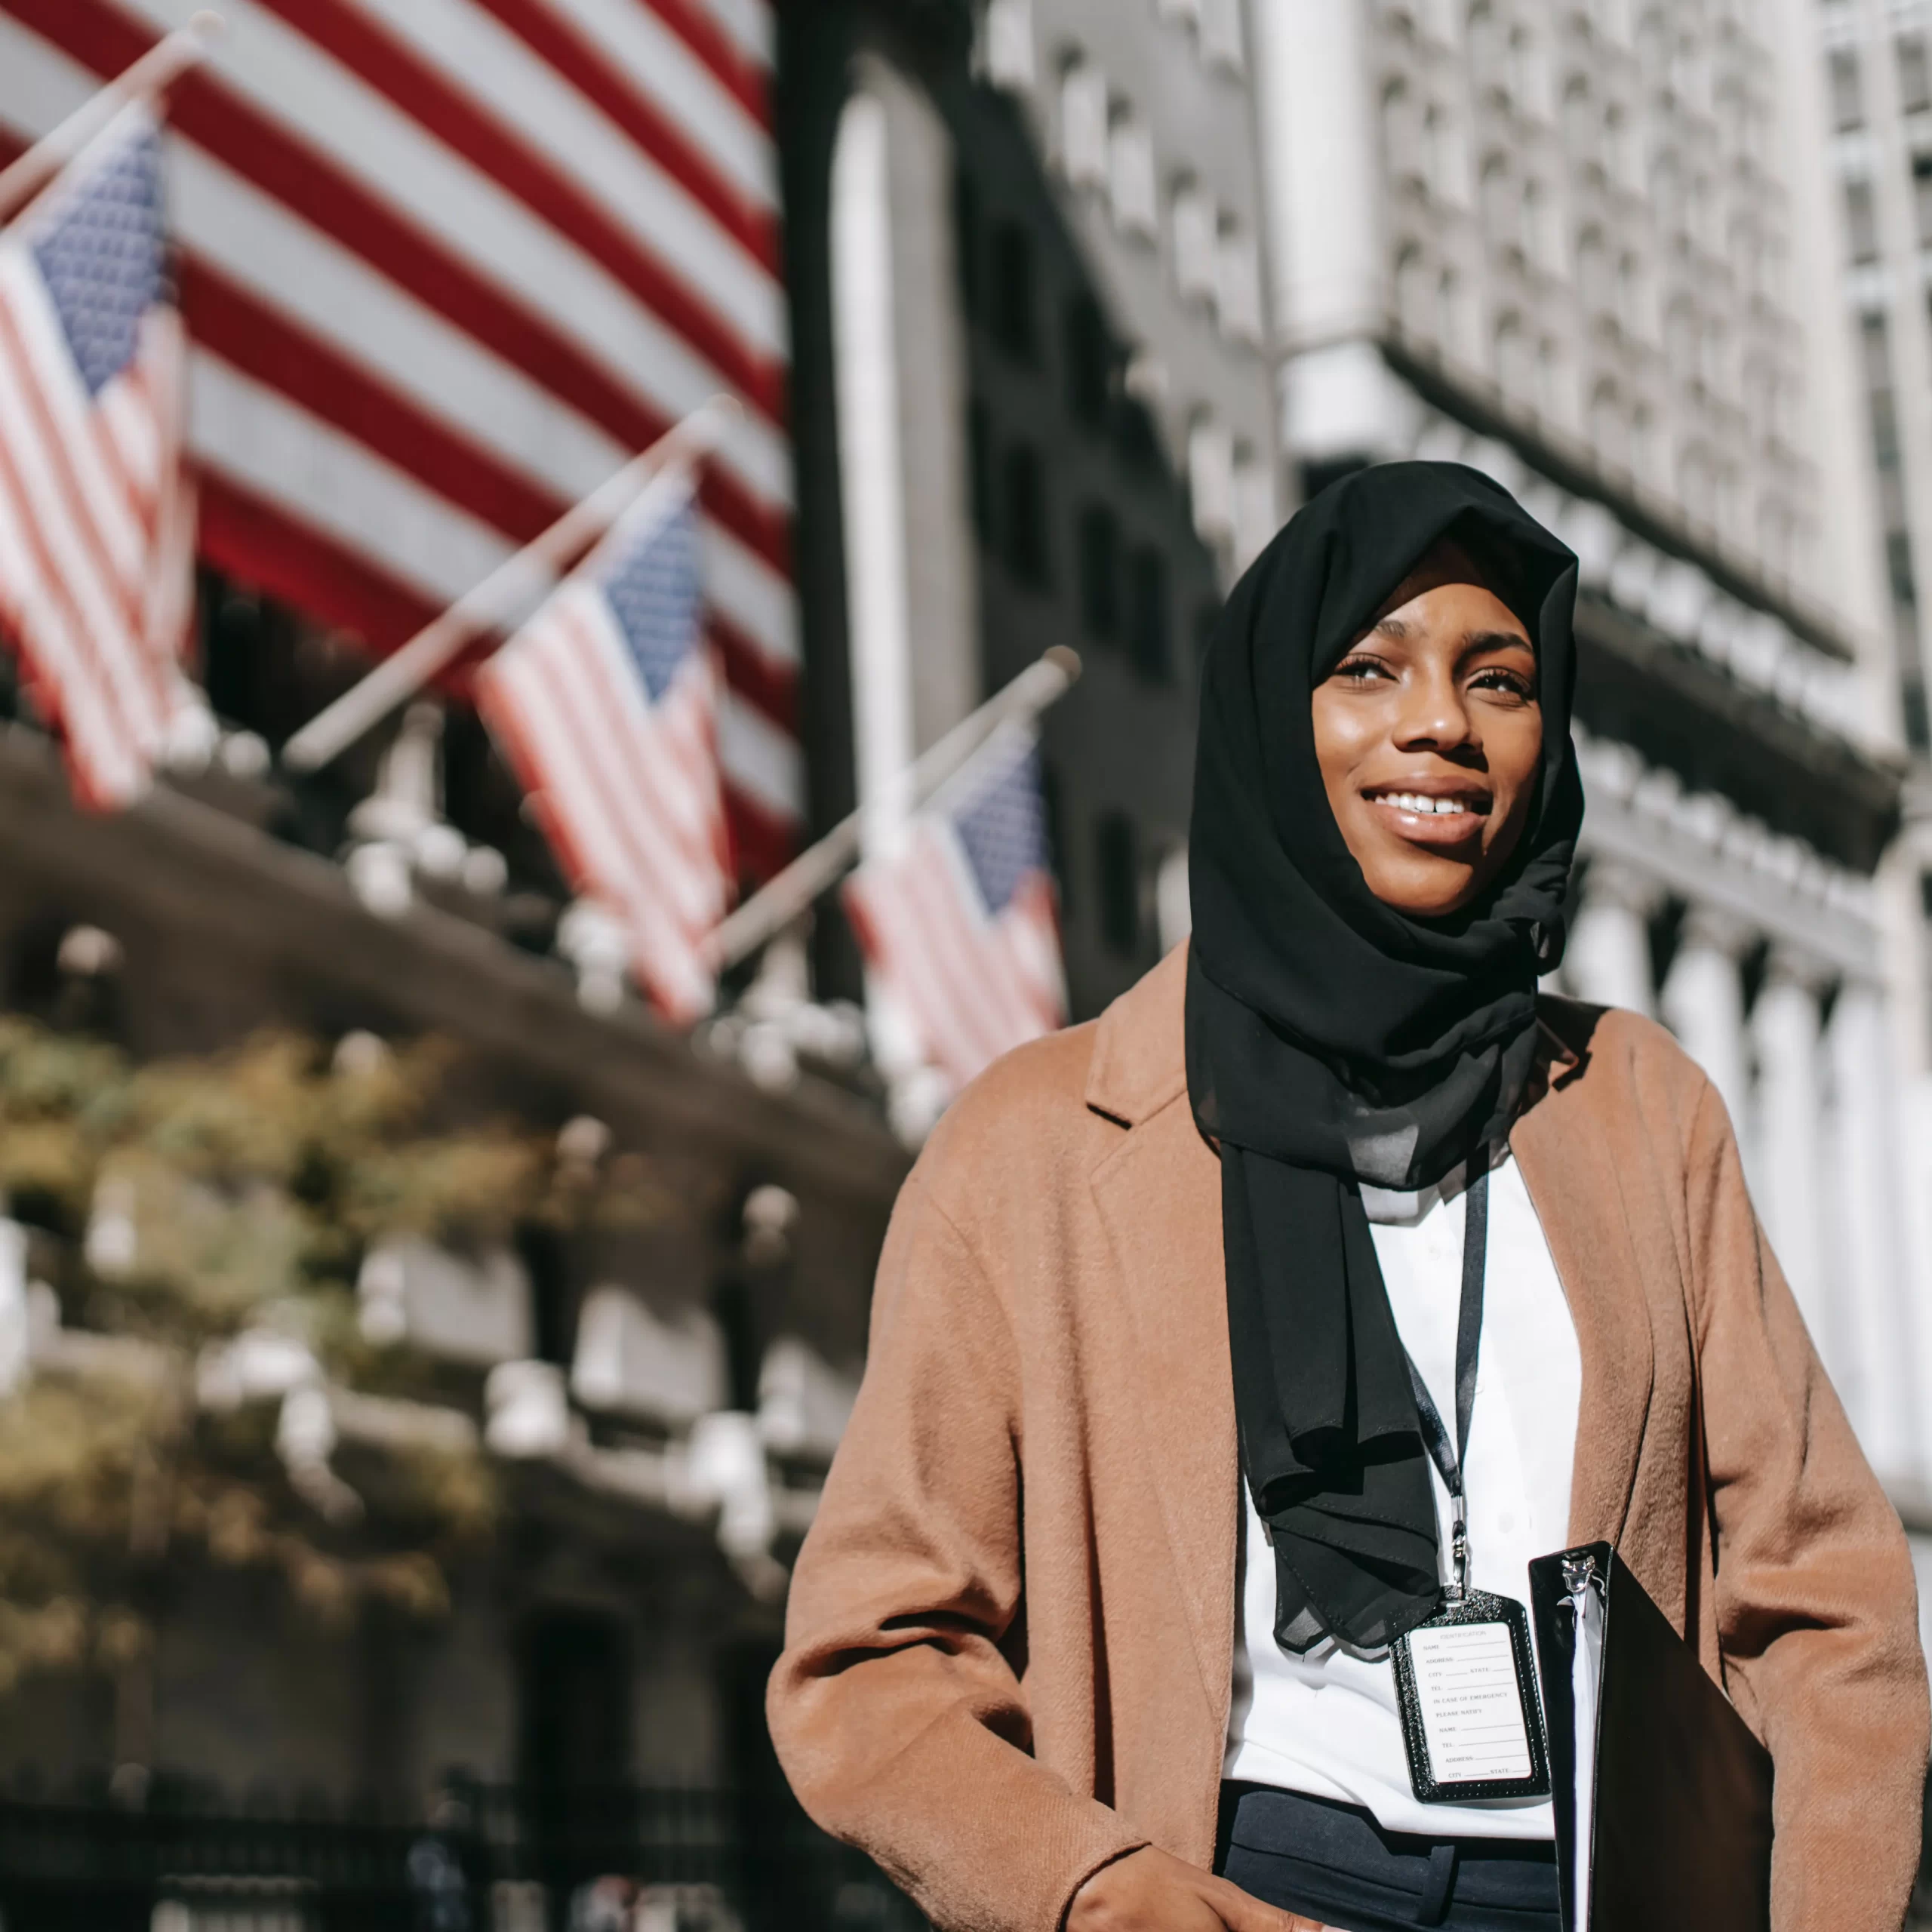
989, 221, 1038, 362
1865, 315, 1901, 473
1887, 528, 1918, 609
1115, 395, 1161, 472
954, 168, 981, 322
967, 400, 994, 540
1126, 546, 1172, 683
1001, 441, 1051, 586
1904, 672, 1930, 752
518, 1610, 630, 1801
1063, 294, 1111, 429
1830, 47, 1864, 131
1914, 153, 1932, 247
1845, 177, 1880, 265
1863, 309, 1896, 389
1096, 812, 1140, 958
1871, 387, 1902, 472
1076, 503, 1121, 640
1900, 34, 1932, 115
1920, 869, 1932, 920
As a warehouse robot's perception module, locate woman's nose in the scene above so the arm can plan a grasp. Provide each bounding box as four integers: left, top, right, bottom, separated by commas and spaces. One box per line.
1391, 672, 1475, 752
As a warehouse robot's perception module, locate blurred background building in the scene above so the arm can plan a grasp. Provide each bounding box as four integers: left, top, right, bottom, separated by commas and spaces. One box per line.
0, 0, 1926, 1926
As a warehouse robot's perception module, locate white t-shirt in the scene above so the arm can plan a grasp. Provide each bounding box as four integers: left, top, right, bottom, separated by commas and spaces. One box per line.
1223, 1143, 1582, 1839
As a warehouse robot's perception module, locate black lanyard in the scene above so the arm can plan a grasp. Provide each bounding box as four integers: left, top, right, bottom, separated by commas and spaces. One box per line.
1399, 1155, 1489, 1603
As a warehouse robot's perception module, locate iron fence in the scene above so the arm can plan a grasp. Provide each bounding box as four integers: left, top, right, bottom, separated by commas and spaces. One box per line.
0, 1783, 925, 1932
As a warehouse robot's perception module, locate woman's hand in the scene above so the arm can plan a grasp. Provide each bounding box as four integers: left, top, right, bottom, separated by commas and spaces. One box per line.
1066, 1845, 1335, 1931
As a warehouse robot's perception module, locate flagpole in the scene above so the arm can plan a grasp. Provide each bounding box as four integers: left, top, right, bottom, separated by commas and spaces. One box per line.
281, 396, 741, 774
706, 646, 1082, 974
0, 14, 223, 227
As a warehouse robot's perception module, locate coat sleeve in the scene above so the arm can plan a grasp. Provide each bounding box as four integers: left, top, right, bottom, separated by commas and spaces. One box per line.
1687, 1079, 1930, 1932
766, 1169, 1146, 1932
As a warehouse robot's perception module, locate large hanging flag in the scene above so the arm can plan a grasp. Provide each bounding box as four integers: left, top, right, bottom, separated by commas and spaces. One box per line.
0, 0, 799, 873
475, 478, 731, 1026
843, 731, 1066, 1090
0, 100, 191, 808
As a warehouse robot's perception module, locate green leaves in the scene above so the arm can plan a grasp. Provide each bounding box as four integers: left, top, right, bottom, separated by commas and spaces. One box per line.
0, 1019, 645, 1696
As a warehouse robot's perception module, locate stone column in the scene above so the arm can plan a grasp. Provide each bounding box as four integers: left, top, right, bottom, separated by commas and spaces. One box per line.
1565, 858, 1660, 1016
1660, 906, 1756, 1174
1751, 949, 1835, 1375
1826, 980, 1920, 1478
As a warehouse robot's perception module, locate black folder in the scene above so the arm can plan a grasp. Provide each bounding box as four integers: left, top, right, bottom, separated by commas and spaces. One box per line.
1527, 1543, 1773, 1932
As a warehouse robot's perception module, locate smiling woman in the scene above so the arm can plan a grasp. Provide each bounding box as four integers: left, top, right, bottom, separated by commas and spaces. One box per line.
1312, 541, 1543, 918
768, 463, 1929, 1932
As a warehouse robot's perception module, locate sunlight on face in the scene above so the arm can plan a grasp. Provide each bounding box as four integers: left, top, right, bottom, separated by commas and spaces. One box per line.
1309, 540, 1543, 918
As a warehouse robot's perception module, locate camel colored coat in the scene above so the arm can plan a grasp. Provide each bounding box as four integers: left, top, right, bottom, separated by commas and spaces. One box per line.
768, 946, 1930, 1932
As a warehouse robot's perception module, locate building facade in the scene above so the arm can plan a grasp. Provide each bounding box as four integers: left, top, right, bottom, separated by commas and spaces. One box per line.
1807, 0, 1932, 1481
1245, 0, 1932, 1591
781, 0, 1249, 1081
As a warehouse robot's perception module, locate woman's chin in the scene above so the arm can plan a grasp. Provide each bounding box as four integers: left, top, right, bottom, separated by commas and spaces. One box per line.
1356, 851, 1484, 918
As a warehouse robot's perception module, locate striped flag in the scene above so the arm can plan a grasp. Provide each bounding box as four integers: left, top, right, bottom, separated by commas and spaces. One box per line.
475, 478, 731, 1025
0, 0, 799, 873
844, 733, 1067, 1091
0, 99, 192, 808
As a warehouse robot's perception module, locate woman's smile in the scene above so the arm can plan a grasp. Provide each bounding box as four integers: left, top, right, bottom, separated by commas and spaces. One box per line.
1364, 779, 1494, 844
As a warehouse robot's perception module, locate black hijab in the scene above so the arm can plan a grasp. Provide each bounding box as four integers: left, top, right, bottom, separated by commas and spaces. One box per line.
1186, 461, 1583, 1657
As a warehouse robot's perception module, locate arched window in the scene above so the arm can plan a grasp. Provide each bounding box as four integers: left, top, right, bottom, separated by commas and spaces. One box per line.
1423, 103, 1468, 204
1060, 56, 1109, 188
1522, 177, 1554, 269
1576, 226, 1611, 313
1383, 79, 1423, 184
1617, 253, 1651, 340
1479, 153, 1517, 254
1063, 294, 1112, 429
1395, 243, 1435, 340
989, 221, 1038, 362
1467, 2, 1503, 97
1678, 444, 1713, 521
1001, 441, 1051, 586
1509, 24, 1550, 119
1562, 78, 1598, 172
1589, 381, 1629, 472
1663, 297, 1698, 383
1494, 312, 1534, 399
1438, 268, 1469, 361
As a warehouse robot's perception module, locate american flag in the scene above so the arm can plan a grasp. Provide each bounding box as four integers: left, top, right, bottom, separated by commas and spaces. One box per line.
843, 733, 1067, 1091
475, 477, 729, 1024
0, 100, 192, 808
0, 0, 798, 873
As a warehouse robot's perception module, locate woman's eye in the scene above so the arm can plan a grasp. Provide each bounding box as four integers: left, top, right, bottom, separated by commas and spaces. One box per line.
1469, 668, 1534, 698
1331, 657, 1391, 683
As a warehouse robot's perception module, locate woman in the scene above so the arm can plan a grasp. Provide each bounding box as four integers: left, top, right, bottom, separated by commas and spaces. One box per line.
768, 465, 1930, 1931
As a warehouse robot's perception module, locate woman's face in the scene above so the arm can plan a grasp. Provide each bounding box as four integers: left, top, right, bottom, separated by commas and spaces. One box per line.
1310, 543, 1543, 918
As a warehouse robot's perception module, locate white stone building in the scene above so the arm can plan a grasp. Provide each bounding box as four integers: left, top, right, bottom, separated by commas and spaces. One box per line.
1247, 0, 1932, 1568
977, 0, 1285, 573
1804, 0, 1932, 1538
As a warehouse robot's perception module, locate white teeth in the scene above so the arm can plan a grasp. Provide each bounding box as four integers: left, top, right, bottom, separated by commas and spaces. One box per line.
1375, 792, 1477, 815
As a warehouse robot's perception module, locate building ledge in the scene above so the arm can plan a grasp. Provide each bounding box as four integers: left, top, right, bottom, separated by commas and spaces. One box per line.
0, 725, 910, 1210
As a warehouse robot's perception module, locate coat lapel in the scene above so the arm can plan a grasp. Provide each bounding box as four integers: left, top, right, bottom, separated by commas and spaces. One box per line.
1088, 1095, 1238, 1723
1511, 1058, 1657, 1549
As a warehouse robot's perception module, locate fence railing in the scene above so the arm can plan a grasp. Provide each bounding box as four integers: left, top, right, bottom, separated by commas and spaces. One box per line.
0, 1782, 926, 1932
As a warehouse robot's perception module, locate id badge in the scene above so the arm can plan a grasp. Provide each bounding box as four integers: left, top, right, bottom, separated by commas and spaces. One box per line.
1391, 1588, 1551, 1804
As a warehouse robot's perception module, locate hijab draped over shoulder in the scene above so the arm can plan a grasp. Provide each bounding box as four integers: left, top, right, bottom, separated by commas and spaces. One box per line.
1186, 461, 1583, 1657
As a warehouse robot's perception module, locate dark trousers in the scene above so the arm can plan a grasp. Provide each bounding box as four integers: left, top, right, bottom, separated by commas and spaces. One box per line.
1214, 1783, 1562, 1932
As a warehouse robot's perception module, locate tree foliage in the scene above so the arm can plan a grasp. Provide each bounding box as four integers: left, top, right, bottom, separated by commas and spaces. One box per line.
0, 1017, 649, 1700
